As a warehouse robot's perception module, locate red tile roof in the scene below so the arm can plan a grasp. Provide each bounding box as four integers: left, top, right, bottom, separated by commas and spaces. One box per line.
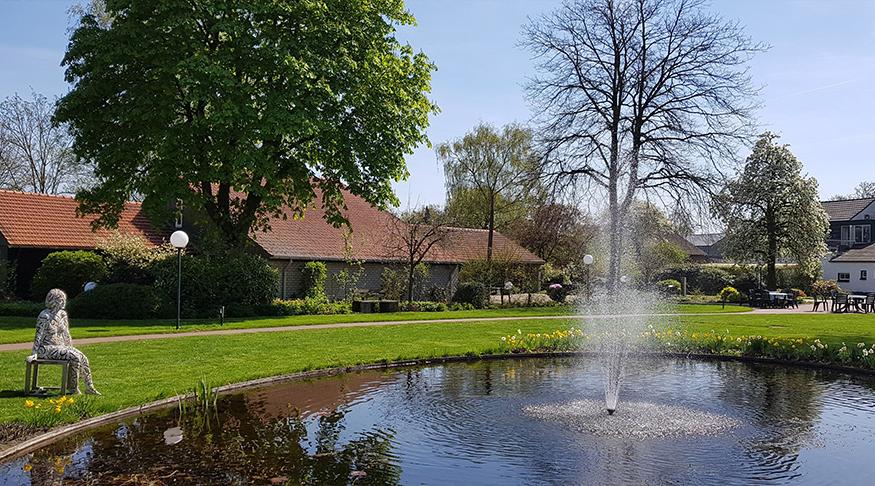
251, 188, 543, 265
0, 190, 165, 249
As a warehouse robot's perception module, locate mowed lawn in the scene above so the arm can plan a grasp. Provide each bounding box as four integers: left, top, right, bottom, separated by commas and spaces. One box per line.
675, 312, 875, 345
0, 303, 749, 345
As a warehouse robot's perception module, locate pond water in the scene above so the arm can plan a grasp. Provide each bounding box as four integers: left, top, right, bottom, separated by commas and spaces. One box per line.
3, 356, 875, 485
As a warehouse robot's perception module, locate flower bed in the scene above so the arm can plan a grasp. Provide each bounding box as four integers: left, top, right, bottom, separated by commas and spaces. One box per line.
500, 325, 875, 370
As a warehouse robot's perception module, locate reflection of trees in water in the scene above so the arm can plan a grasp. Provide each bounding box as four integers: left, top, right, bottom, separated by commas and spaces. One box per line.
715, 361, 823, 476
33, 394, 401, 485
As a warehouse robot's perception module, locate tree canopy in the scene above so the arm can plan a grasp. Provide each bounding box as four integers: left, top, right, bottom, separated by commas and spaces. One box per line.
436, 123, 539, 261
57, 0, 436, 247
713, 132, 829, 288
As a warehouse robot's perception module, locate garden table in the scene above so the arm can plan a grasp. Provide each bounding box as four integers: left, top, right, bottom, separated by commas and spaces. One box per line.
849, 294, 868, 312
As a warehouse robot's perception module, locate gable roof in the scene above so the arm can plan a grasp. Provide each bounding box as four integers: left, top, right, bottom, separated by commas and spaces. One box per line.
686, 233, 724, 247
821, 198, 875, 221
250, 188, 543, 265
664, 232, 707, 258
0, 190, 165, 249
829, 243, 875, 263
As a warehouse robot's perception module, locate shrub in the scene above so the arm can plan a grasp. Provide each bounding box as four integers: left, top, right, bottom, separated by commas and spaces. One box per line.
0, 260, 15, 299
153, 252, 278, 317
269, 298, 352, 316
811, 279, 840, 296
453, 282, 489, 308
380, 267, 405, 301
301, 261, 328, 301
31, 251, 107, 300
449, 302, 475, 311
547, 283, 569, 302
97, 233, 175, 285
68, 283, 164, 319
400, 301, 448, 312
656, 279, 682, 295
0, 300, 44, 317
719, 286, 741, 303
655, 265, 732, 294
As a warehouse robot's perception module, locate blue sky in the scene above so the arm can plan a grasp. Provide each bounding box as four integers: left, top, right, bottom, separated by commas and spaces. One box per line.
2, 0, 874, 207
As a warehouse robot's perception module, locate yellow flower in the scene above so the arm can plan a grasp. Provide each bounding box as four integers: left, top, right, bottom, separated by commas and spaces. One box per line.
54, 405, 62, 414
23, 463, 32, 473
24, 400, 35, 409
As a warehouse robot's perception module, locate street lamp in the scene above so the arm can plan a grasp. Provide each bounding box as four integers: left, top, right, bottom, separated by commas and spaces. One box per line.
170, 230, 189, 330
583, 254, 594, 301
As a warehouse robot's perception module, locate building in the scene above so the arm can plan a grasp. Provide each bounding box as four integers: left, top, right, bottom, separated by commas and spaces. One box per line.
0, 190, 164, 298
821, 197, 875, 292
0, 189, 543, 300
685, 233, 726, 263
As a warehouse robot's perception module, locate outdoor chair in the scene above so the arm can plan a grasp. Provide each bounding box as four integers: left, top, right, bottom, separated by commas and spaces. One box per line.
865, 294, 875, 314
832, 293, 850, 313
748, 289, 765, 308
782, 289, 798, 309
24, 356, 71, 396
811, 293, 828, 312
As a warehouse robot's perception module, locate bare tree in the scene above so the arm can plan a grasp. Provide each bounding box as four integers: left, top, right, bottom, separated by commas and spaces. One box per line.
524, 0, 762, 289
0, 92, 92, 194
385, 208, 449, 302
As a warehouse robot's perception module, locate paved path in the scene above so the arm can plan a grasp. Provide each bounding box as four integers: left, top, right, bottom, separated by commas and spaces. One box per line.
0, 305, 830, 353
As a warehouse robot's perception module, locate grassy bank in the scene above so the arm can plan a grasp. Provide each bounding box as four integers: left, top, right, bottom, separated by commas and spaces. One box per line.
0, 303, 749, 345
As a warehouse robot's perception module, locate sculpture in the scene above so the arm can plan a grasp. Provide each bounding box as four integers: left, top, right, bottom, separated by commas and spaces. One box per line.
31, 289, 100, 395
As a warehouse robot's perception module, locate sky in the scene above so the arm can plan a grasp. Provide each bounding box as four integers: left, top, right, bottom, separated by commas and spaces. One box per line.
2, 0, 874, 208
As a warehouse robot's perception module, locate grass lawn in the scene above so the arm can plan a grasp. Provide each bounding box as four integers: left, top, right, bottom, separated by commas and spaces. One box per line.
676, 312, 875, 346
0, 303, 749, 345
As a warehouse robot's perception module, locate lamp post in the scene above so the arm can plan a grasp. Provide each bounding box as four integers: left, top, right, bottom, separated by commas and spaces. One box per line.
170, 230, 189, 330
583, 254, 594, 301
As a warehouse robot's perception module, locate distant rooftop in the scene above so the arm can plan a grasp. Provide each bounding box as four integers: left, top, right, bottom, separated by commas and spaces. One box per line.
686, 233, 725, 247
821, 197, 875, 221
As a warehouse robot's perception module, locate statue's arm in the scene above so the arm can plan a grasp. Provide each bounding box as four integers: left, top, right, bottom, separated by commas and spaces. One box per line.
59, 311, 72, 346
32, 314, 48, 356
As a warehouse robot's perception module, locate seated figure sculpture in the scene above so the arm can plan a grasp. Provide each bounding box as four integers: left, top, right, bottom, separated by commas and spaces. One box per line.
31, 289, 100, 395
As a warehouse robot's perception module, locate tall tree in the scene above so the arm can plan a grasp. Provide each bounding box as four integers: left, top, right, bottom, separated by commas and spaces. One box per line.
0, 92, 92, 194
506, 201, 594, 268
713, 132, 829, 288
57, 0, 436, 247
385, 208, 448, 302
524, 0, 761, 290
436, 123, 539, 261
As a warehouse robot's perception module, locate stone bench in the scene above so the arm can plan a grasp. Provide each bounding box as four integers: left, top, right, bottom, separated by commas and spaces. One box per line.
24, 356, 71, 396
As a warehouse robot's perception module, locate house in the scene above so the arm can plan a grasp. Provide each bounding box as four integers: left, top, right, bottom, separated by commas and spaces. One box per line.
246, 187, 544, 299
820, 197, 875, 292
0, 189, 543, 300
0, 190, 164, 298
685, 233, 726, 263
664, 232, 709, 263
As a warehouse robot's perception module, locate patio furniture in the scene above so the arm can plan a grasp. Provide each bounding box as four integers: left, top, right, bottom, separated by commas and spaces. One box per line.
768, 291, 789, 309
865, 294, 875, 313
748, 289, 767, 308
832, 293, 850, 313
849, 294, 868, 313
811, 293, 829, 312
24, 356, 71, 396
781, 289, 798, 309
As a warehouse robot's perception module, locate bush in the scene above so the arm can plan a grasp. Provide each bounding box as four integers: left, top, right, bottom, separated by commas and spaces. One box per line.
655, 265, 732, 294
380, 267, 405, 301
153, 251, 278, 317
400, 301, 448, 312
301, 261, 328, 301
719, 286, 741, 303
0, 260, 15, 299
656, 279, 682, 295
453, 282, 489, 308
811, 279, 840, 296
68, 283, 165, 319
268, 298, 352, 316
97, 233, 174, 285
449, 302, 475, 311
0, 300, 43, 317
31, 251, 107, 300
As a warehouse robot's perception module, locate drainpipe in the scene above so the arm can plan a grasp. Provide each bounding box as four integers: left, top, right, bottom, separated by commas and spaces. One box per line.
280, 258, 293, 299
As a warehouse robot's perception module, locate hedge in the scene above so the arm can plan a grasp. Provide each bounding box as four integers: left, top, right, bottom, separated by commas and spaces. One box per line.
68, 283, 165, 319
31, 251, 107, 300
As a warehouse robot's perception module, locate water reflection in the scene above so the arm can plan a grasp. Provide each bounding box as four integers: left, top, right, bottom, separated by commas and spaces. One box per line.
3, 357, 875, 485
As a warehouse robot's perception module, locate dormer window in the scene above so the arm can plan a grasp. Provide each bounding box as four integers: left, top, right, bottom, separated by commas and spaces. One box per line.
841, 224, 871, 245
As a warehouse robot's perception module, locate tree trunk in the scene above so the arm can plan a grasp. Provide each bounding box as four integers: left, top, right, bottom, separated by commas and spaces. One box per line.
766, 208, 778, 289
486, 194, 495, 262
407, 264, 415, 303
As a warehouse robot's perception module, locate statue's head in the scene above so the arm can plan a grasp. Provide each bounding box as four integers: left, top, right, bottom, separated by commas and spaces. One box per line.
45, 289, 67, 312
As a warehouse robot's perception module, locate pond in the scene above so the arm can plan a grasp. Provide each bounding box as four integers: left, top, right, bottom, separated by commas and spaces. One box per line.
3, 356, 875, 485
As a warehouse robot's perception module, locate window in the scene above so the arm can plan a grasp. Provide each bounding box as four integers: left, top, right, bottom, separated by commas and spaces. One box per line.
838, 272, 851, 283
840, 225, 871, 244
862, 270, 869, 281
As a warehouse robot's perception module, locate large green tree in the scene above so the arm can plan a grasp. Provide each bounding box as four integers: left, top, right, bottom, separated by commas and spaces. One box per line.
436, 123, 539, 261
57, 0, 436, 247
713, 132, 829, 288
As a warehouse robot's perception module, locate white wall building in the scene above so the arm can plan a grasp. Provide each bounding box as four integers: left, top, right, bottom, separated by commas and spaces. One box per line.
821, 198, 875, 293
